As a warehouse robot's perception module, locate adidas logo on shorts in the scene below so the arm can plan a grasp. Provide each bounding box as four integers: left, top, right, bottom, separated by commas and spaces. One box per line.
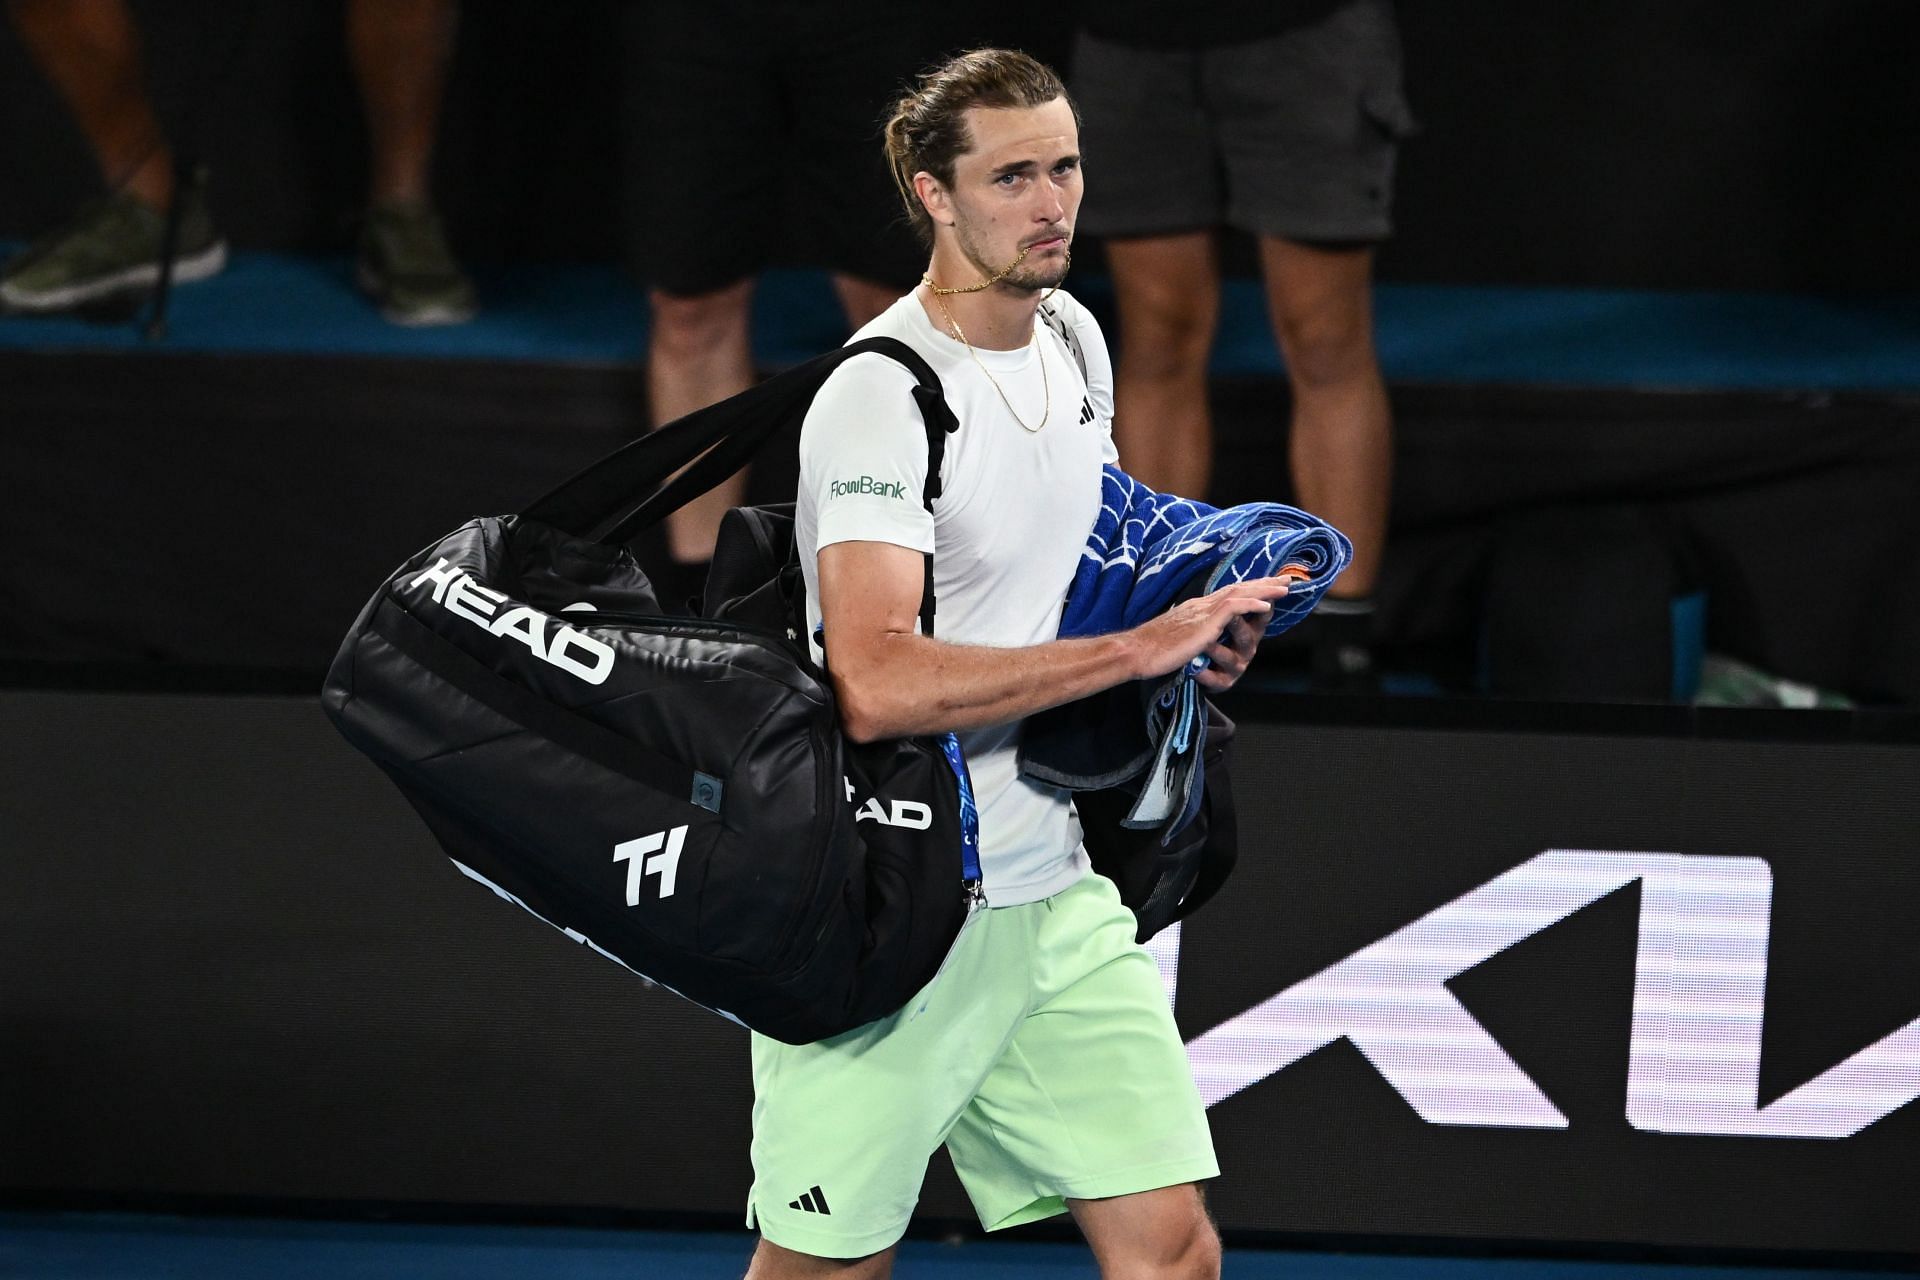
788, 1185, 831, 1215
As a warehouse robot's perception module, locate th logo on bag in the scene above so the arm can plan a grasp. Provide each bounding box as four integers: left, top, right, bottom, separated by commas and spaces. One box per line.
615, 826, 687, 902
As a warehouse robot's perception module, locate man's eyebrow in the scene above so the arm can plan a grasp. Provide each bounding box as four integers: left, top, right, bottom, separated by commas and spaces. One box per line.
988, 153, 1081, 178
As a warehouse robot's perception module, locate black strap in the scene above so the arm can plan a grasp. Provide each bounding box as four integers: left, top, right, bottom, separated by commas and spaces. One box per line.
608, 338, 956, 550
524, 337, 954, 544
521, 335, 957, 637
370, 598, 697, 802
915, 381, 951, 638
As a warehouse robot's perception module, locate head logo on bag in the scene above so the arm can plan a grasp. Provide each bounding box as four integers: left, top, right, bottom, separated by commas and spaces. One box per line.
410, 558, 615, 685
842, 776, 934, 830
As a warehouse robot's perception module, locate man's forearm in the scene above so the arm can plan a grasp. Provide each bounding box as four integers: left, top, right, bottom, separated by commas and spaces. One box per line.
832, 630, 1141, 743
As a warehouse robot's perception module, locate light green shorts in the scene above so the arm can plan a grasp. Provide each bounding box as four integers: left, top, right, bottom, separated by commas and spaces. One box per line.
745, 871, 1219, 1259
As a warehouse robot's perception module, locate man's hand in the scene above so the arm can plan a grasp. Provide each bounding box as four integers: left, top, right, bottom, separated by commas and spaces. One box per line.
1125, 576, 1294, 691
818, 542, 1296, 741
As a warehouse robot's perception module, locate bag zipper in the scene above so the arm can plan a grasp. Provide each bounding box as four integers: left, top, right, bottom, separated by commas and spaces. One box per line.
910, 878, 988, 1021
577, 609, 792, 647
770, 717, 839, 967
573, 608, 826, 692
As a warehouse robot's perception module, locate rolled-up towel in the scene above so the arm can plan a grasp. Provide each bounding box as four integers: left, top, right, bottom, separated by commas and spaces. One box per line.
1059, 465, 1351, 643
1023, 465, 1351, 843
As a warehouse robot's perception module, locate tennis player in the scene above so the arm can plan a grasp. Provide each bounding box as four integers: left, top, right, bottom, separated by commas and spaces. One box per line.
745, 49, 1290, 1279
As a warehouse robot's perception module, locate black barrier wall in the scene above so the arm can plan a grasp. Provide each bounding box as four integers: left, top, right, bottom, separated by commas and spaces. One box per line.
1179, 716, 1920, 1255
8, 354, 1918, 704
3, 691, 1916, 1259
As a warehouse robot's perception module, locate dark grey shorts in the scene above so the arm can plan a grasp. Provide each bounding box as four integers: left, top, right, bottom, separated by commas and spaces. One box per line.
626, 0, 928, 296
1071, 0, 1416, 243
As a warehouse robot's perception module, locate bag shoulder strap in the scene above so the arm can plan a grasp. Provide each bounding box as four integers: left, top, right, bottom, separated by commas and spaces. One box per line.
521, 335, 957, 636
523, 336, 955, 545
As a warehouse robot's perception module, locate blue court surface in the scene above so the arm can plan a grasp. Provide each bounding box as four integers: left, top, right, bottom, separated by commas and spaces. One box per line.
3, 246, 1918, 392
0, 1214, 1898, 1280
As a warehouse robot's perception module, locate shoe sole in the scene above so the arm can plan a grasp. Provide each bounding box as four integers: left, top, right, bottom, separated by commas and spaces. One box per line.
354, 261, 476, 327
0, 241, 228, 313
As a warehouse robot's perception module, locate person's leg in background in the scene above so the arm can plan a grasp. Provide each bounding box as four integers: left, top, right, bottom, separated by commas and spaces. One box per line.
0, 0, 224, 311
649, 272, 894, 579
831, 274, 898, 331
647, 276, 757, 571
1104, 231, 1222, 500
1214, 0, 1413, 689
1259, 235, 1391, 685
7, 0, 169, 205
640, 2, 927, 584
642, 270, 899, 576
1066, 31, 1222, 500
346, 0, 475, 325
625, 0, 778, 586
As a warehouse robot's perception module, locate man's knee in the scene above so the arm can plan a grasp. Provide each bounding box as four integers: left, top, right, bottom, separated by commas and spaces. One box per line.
1273, 299, 1377, 390
648, 281, 752, 359
1102, 1218, 1221, 1280
1084, 1190, 1222, 1280
1115, 288, 1215, 380
1152, 1213, 1222, 1280
1261, 237, 1381, 391
1192, 1219, 1224, 1278
1130, 325, 1214, 383
1108, 258, 1217, 378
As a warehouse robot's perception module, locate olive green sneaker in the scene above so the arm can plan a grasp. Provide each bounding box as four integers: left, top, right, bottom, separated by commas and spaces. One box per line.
0, 186, 226, 313
354, 200, 477, 326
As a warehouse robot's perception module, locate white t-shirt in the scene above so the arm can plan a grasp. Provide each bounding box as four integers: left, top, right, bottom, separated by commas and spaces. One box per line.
795, 288, 1119, 906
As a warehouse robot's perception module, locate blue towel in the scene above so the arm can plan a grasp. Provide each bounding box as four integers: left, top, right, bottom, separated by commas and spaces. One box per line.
1061, 465, 1353, 642
1023, 465, 1351, 841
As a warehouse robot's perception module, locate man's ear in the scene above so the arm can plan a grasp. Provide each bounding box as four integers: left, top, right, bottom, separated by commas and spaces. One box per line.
912, 171, 954, 229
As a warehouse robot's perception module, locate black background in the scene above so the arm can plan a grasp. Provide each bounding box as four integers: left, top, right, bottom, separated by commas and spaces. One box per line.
1, 1, 1917, 291
3, 691, 1914, 1259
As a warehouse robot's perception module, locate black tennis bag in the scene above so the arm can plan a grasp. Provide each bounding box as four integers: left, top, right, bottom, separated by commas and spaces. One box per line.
322, 337, 974, 1044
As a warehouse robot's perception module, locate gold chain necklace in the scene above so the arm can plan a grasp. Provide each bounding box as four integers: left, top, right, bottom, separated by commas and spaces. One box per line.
926, 284, 1049, 432
920, 241, 1069, 297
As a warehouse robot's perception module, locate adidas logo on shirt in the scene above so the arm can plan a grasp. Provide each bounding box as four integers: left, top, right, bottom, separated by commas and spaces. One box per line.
1078, 396, 1095, 425
788, 1185, 832, 1215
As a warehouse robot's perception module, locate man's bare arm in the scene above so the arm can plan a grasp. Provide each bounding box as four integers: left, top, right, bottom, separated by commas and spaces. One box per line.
818, 540, 1290, 743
